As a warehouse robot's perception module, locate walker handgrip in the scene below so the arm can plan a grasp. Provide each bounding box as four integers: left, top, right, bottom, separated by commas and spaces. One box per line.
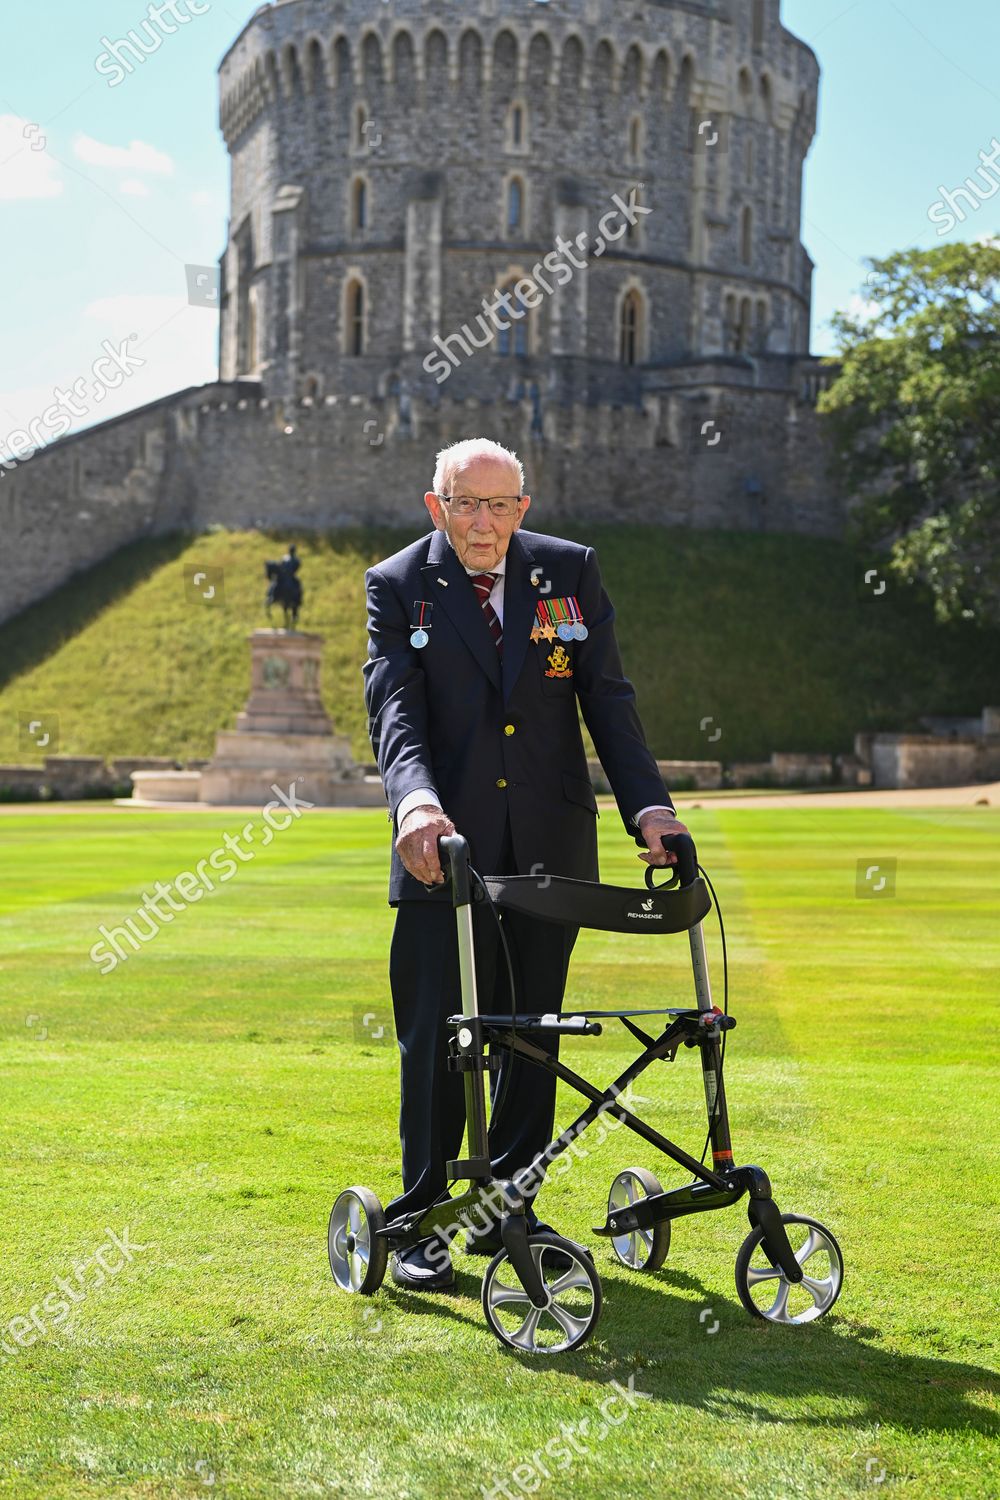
645, 832, 698, 889
438, 833, 471, 907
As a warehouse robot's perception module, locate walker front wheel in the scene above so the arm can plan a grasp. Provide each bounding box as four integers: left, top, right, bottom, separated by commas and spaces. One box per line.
328, 1186, 388, 1295
608, 1168, 671, 1272
735, 1213, 843, 1324
481, 1234, 602, 1354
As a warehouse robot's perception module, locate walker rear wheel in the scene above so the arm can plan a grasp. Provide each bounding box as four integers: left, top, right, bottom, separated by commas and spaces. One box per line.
735, 1213, 843, 1324
328, 1186, 388, 1295
481, 1234, 602, 1354
608, 1168, 671, 1272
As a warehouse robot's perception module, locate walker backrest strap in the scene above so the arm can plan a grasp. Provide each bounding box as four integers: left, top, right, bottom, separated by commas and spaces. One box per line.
480, 872, 712, 934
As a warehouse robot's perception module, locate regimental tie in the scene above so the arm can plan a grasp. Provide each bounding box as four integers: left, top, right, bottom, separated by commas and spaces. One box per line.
470, 572, 503, 657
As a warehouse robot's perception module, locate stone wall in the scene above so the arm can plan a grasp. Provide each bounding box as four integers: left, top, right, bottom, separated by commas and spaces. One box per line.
1, 372, 842, 626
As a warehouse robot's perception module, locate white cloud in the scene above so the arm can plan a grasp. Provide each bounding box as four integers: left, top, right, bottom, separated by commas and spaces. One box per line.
191, 189, 214, 206
0, 114, 63, 200
72, 134, 174, 176
119, 178, 151, 197
0, 294, 218, 456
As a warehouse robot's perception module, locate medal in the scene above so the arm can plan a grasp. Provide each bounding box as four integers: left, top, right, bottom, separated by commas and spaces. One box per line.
410, 600, 433, 649
534, 593, 587, 645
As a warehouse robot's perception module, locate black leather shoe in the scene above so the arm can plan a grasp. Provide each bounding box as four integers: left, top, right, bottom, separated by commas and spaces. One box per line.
465, 1219, 593, 1271
390, 1237, 455, 1291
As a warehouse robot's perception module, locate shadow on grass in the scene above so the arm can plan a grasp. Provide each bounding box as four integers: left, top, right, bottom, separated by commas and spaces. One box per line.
0, 531, 193, 691
387, 1260, 999, 1438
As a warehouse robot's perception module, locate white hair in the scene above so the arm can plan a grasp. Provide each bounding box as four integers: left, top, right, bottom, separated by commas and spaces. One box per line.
432, 438, 525, 497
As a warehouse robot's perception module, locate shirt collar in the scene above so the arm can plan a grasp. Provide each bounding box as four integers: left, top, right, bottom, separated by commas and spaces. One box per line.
443, 537, 507, 578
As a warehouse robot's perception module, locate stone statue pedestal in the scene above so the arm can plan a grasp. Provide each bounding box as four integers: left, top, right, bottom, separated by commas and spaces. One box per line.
196, 630, 381, 806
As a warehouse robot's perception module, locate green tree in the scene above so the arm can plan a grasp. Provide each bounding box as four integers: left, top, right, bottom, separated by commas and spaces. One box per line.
819, 240, 1000, 627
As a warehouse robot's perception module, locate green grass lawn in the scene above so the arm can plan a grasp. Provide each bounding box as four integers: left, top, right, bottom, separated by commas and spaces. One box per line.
0, 805, 997, 1499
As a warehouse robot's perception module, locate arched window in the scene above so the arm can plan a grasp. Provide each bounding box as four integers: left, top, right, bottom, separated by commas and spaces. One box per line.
507, 176, 524, 233
619, 289, 643, 365
752, 0, 766, 50
628, 115, 642, 164
740, 204, 753, 264
756, 298, 769, 351
352, 177, 367, 232
497, 279, 528, 356
503, 102, 527, 153
723, 293, 736, 354
736, 297, 752, 353
346, 280, 365, 356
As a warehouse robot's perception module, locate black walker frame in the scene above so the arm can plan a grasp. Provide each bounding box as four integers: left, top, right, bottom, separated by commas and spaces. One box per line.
331, 830, 844, 1348
374, 832, 810, 1311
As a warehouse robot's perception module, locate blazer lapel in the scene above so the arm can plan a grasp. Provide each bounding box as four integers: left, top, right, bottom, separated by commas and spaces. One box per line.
420, 529, 502, 691
418, 529, 540, 697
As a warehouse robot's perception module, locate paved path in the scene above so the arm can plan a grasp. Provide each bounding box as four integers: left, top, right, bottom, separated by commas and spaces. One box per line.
669, 781, 999, 811
1, 783, 997, 814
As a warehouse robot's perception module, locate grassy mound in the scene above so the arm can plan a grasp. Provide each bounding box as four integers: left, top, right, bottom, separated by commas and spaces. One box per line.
0, 525, 995, 767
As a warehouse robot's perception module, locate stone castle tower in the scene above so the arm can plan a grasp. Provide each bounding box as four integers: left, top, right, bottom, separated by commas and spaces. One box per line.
4, 0, 838, 627
217, 0, 819, 408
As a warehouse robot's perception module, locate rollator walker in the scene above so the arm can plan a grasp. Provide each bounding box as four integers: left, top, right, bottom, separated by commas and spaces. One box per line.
329, 832, 844, 1354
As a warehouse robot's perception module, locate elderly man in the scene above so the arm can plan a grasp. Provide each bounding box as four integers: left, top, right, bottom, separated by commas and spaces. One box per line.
363, 438, 688, 1290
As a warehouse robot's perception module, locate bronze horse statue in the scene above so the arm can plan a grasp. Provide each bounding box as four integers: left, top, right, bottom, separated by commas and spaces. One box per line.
265, 544, 303, 629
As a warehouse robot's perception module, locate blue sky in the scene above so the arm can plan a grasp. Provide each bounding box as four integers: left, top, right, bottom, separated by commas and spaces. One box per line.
2, 0, 998, 450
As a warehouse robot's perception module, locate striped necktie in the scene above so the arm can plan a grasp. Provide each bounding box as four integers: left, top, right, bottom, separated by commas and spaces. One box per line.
470, 572, 503, 657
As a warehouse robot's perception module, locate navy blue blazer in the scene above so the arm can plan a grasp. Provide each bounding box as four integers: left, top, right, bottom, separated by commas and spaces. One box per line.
363, 526, 673, 904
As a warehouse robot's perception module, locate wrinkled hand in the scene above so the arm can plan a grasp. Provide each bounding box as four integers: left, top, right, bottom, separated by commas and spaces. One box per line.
396, 804, 456, 885
637, 808, 690, 867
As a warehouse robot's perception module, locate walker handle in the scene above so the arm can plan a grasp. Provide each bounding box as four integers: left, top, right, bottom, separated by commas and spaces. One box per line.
645, 833, 698, 890
437, 833, 472, 906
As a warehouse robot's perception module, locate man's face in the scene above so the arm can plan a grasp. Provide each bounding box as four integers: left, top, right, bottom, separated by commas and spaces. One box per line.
424, 458, 531, 572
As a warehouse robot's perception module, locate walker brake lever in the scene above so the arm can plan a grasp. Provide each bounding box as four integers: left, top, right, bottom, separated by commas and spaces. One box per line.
644, 832, 698, 890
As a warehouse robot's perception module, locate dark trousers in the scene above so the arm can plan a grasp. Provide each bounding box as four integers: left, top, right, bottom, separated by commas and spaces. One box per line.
384, 819, 579, 1227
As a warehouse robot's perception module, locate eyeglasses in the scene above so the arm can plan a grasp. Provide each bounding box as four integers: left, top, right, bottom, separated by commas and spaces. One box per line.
436, 494, 524, 518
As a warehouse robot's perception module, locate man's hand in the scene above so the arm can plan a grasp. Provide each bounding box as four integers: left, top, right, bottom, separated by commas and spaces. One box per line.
395, 804, 456, 886
637, 808, 690, 867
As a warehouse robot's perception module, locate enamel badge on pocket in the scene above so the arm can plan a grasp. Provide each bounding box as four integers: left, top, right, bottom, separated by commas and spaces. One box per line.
545, 643, 573, 679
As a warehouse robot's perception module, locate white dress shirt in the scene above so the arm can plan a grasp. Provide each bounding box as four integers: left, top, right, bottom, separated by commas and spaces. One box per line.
393, 544, 674, 832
